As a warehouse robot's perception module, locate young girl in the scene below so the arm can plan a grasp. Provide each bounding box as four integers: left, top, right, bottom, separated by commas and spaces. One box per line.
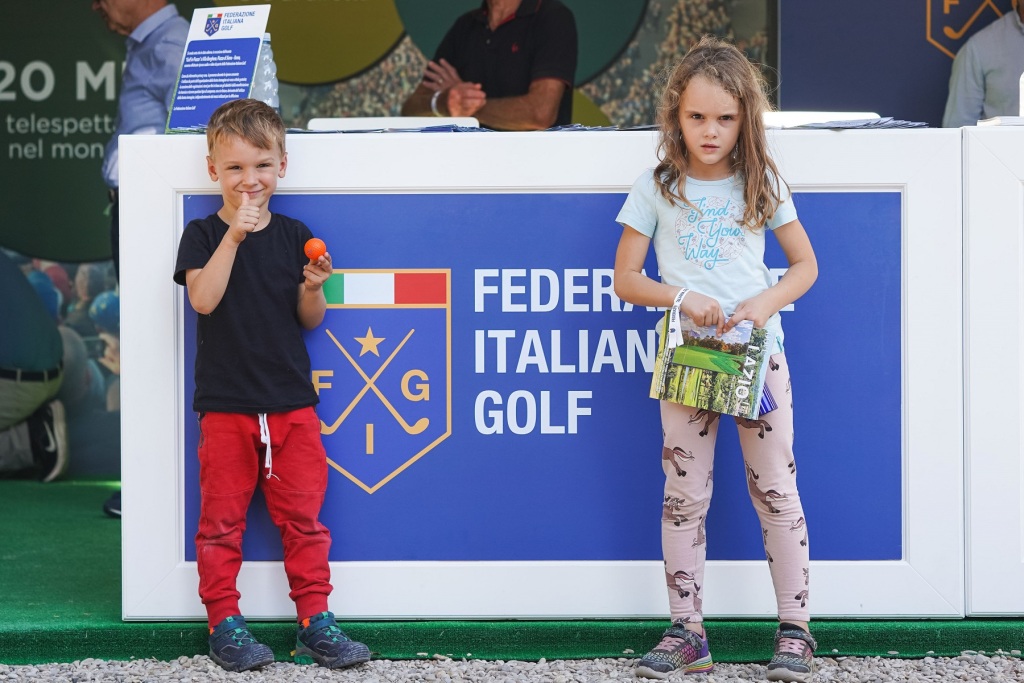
613, 37, 818, 682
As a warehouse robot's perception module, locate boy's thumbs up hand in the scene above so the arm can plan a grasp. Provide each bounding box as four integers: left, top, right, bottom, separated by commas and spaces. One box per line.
228, 191, 261, 243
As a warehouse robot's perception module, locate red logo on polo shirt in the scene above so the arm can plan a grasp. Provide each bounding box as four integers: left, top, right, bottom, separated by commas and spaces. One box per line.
511, 42, 520, 53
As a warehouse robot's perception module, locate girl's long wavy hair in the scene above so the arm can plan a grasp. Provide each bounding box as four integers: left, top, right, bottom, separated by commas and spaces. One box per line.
654, 35, 783, 231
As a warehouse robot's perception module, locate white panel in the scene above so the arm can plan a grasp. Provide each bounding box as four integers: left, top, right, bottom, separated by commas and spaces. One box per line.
120, 129, 964, 619
964, 127, 1024, 615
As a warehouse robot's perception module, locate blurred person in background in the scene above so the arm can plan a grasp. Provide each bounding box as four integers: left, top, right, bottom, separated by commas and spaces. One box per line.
0, 250, 68, 482
64, 262, 112, 339
401, 0, 577, 130
943, 1, 1024, 127
92, 0, 188, 278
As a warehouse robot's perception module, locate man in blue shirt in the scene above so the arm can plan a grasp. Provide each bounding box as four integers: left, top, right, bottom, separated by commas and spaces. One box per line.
91, 0, 188, 517
92, 0, 188, 278
942, 3, 1024, 127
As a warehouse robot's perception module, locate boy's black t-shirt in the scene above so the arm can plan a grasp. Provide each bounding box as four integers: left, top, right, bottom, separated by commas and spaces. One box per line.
173, 212, 319, 414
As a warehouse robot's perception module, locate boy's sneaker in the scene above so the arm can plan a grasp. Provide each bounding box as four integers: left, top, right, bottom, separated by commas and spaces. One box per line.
294, 611, 370, 669
208, 615, 275, 672
28, 400, 68, 483
766, 624, 817, 683
635, 623, 713, 679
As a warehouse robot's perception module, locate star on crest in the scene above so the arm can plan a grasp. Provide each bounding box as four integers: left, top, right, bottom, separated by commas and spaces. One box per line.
354, 327, 385, 357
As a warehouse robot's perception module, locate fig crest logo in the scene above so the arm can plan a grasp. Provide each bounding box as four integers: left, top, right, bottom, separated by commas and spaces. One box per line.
312, 269, 451, 494
926, 0, 1010, 58
204, 13, 222, 37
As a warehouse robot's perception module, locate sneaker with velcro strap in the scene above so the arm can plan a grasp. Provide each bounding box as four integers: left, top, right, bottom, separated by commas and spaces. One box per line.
635, 622, 713, 679
208, 615, 275, 672
766, 623, 817, 682
294, 611, 370, 669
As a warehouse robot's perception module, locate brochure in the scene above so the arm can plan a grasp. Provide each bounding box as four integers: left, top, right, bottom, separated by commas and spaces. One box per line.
650, 313, 776, 420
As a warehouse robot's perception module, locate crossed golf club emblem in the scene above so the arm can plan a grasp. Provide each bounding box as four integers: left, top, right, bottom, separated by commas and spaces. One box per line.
926, 0, 1005, 58
940, 0, 1001, 41
320, 327, 429, 436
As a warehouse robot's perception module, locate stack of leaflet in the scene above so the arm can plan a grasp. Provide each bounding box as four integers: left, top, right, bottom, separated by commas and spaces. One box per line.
294, 125, 492, 133
793, 117, 928, 129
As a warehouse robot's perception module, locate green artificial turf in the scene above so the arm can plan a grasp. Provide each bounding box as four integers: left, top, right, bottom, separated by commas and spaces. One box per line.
1, 480, 1022, 665
0, 479, 122, 626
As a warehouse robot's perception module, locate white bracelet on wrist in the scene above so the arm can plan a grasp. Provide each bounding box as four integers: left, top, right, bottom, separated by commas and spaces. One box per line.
667, 288, 690, 349
430, 89, 443, 116
673, 287, 690, 308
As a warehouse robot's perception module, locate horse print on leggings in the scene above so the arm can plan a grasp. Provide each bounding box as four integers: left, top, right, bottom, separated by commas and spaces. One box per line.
737, 416, 773, 439
691, 514, 706, 548
666, 565, 696, 599
688, 409, 720, 437
665, 565, 703, 616
790, 516, 808, 547
745, 462, 787, 514
662, 496, 689, 526
662, 445, 694, 477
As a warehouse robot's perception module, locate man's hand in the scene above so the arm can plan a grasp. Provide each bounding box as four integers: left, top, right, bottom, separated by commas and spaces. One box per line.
423, 58, 464, 91
446, 83, 487, 117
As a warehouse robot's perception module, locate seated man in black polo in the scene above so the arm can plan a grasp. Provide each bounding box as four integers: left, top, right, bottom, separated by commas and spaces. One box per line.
401, 0, 577, 130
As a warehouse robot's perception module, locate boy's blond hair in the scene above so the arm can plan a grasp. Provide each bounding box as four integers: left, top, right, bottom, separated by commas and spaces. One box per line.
206, 98, 286, 158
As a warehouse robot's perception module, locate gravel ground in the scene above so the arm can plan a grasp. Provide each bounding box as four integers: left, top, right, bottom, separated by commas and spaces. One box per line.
2, 652, 1023, 682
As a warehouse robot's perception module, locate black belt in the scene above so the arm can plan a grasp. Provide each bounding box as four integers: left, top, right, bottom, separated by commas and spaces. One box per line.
108, 188, 118, 203
0, 364, 62, 382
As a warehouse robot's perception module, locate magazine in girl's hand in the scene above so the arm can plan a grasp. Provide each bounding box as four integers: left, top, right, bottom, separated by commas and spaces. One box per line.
651, 312, 776, 419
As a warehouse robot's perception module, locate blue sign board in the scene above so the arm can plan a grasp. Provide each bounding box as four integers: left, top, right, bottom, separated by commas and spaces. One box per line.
180, 190, 902, 563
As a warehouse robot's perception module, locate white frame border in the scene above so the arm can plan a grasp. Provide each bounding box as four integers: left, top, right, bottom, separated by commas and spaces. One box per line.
120, 129, 964, 619
964, 127, 1024, 615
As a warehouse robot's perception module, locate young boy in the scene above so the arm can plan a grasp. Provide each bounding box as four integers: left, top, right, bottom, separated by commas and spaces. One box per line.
173, 98, 370, 673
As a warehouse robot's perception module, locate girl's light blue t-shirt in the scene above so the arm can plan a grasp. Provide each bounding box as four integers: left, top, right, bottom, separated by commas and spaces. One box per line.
615, 170, 797, 345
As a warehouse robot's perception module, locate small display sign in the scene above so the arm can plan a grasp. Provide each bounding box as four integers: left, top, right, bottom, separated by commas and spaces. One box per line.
166, 4, 270, 131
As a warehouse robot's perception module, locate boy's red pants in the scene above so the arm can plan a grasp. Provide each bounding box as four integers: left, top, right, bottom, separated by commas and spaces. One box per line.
195, 408, 332, 627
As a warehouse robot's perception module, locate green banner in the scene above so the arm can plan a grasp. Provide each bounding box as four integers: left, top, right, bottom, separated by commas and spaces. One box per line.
0, 1, 205, 261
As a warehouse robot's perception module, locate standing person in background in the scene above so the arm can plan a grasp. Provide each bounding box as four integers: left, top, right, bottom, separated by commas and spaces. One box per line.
401, 0, 577, 130
942, 1, 1024, 127
92, 0, 189, 278
91, 0, 188, 517
0, 250, 68, 483
613, 36, 818, 681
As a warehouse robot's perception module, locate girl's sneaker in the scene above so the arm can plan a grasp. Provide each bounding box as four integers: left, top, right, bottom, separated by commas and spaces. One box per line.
208, 615, 275, 672
766, 624, 817, 682
635, 623, 713, 679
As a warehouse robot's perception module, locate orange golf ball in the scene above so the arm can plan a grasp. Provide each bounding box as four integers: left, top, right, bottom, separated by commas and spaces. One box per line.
304, 238, 327, 260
